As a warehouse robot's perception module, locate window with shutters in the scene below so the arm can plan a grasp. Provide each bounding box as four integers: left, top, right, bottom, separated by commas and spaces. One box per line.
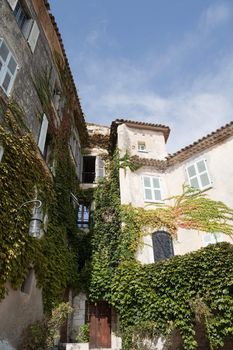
186, 159, 211, 190
0, 39, 18, 96
77, 204, 90, 229
202, 232, 223, 247
152, 231, 174, 261
8, 0, 40, 52
13, 1, 31, 35
143, 175, 163, 202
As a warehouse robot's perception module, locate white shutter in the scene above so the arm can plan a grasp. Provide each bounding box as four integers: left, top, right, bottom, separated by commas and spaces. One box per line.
143, 176, 153, 201
27, 21, 40, 53
38, 114, 48, 154
7, 0, 18, 11
95, 156, 104, 178
96, 156, 104, 179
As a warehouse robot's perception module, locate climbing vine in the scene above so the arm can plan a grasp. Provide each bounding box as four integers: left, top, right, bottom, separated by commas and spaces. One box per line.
90, 150, 233, 349
0, 60, 87, 313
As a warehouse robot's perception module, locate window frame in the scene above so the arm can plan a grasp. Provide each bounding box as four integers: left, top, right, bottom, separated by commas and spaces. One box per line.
0, 38, 18, 96
142, 175, 163, 203
138, 141, 147, 153
186, 158, 212, 190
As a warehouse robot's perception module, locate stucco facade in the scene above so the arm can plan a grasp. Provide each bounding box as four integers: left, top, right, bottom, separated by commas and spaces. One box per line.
0, 275, 43, 348
116, 120, 233, 264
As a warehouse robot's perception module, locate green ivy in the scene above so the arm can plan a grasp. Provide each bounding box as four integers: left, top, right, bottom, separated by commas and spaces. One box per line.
0, 96, 82, 313
90, 150, 233, 349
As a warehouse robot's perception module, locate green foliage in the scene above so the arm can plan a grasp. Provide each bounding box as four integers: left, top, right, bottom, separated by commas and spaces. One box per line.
110, 243, 233, 349
90, 151, 233, 350
119, 150, 142, 173
19, 302, 73, 350
0, 99, 81, 312
90, 151, 122, 301
31, 68, 53, 114
75, 324, 90, 343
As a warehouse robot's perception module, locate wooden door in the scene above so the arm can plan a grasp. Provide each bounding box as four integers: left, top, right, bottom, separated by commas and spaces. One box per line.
89, 301, 111, 348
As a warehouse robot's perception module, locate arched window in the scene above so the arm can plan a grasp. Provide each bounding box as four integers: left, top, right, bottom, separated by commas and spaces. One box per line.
152, 231, 174, 261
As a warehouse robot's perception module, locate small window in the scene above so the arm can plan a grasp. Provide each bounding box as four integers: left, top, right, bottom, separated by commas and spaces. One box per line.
202, 233, 223, 247
186, 159, 211, 190
77, 204, 90, 229
138, 142, 146, 152
143, 175, 162, 202
152, 231, 174, 261
0, 39, 18, 95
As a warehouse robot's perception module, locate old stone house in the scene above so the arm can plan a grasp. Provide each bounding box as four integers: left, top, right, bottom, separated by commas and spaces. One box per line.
72, 119, 233, 350
0, 0, 87, 349
0, 1, 233, 350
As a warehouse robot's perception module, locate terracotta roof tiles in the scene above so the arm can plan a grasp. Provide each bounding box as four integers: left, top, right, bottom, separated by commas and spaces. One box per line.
118, 121, 233, 170
167, 121, 233, 166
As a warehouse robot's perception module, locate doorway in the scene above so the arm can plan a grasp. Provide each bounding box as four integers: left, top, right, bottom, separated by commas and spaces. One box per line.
89, 301, 111, 348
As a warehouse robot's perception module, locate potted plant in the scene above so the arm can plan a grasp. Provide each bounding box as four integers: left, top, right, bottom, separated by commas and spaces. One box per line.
66, 324, 89, 350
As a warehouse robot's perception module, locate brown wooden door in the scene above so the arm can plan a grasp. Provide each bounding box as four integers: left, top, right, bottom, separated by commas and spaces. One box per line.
89, 301, 111, 348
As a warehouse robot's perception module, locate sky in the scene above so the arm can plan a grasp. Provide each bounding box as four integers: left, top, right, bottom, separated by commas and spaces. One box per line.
49, 0, 233, 152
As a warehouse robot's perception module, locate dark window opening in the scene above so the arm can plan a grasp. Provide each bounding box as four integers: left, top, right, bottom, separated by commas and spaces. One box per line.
82, 156, 96, 183
77, 204, 90, 229
152, 231, 174, 261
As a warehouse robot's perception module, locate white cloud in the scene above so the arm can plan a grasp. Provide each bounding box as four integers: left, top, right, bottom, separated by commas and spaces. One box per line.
71, 2, 233, 153
199, 2, 232, 31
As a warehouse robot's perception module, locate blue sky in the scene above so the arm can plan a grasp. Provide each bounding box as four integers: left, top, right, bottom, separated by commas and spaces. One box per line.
49, 0, 233, 152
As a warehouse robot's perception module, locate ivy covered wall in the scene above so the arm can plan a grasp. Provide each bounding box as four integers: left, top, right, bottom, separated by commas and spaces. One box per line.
89, 151, 233, 350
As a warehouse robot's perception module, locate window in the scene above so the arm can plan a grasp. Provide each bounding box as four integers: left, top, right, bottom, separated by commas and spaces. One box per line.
202, 233, 223, 247
77, 204, 90, 229
138, 142, 146, 152
13, 1, 29, 32
9, 0, 40, 52
152, 231, 174, 261
143, 176, 162, 202
82, 156, 96, 183
82, 155, 105, 183
186, 159, 211, 190
0, 39, 18, 95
